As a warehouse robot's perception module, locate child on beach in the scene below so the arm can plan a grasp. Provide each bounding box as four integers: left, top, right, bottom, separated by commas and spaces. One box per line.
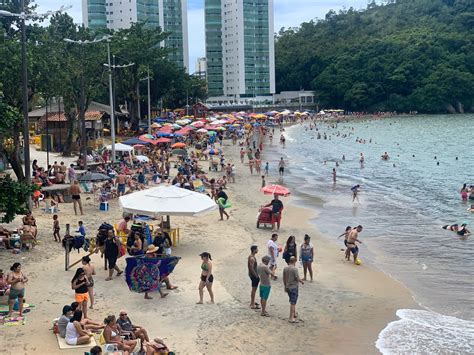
53, 214, 61, 242
261, 176, 266, 188
264, 162, 269, 176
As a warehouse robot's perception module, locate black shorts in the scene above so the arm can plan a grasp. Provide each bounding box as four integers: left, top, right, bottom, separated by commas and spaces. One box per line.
250, 276, 260, 288
107, 255, 117, 268
72, 195, 81, 200
279, 167, 284, 173
201, 274, 214, 283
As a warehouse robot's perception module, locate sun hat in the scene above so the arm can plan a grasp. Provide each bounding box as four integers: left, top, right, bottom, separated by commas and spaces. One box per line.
146, 245, 159, 254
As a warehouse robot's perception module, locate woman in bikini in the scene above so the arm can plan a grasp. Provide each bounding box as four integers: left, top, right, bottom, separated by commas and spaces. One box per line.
197, 252, 214, 304
103, 315, 137, 354
6, 263, 28, 318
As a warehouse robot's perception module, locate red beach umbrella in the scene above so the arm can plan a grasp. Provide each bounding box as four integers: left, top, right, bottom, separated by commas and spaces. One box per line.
261, 185, 291, 197
156, 138, 171, 143
171, 142, 186, 149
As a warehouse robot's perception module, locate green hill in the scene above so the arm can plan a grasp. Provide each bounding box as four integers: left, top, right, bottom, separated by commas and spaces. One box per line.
275, 0, 474, 113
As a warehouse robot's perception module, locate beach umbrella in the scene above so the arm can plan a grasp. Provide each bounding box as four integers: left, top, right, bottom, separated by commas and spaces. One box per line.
261, 184, 291, 197
175, 128, 190, 135
139, 134, 158, 144
133, 144, 146, 149
197, 128, 208, 133
151, 122, 161, 128
106, 143, 134, 152
171, 148, 188, 156
156, 137, 171, 143
208, 131, 217, 136
172, 124, 182, 130
78, 172, 111, 182
204, 148, 222, 155
171, 142, 186, 148
122, 137, 150, 146
191, 121, 204, 128
119, 185, 217, 218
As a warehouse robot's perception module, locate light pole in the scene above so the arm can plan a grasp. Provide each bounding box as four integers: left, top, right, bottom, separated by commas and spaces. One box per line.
104, 57, 134, 161
139, 66, 151, 134
0, 5, 71, 184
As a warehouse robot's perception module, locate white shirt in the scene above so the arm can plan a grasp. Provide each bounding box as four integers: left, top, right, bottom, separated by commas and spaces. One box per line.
267, 239, 279, 261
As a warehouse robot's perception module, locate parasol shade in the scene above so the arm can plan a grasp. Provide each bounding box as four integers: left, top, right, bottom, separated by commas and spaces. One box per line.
119, 186, 218, 217
261, 184, 291, 197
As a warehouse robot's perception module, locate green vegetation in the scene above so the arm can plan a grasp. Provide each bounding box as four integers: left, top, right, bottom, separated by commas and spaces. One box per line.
275, 0, 474, 113
0, 174, 37, 223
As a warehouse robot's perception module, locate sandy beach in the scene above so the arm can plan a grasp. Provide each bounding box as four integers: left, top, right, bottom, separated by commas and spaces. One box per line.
0, 141, 417, 354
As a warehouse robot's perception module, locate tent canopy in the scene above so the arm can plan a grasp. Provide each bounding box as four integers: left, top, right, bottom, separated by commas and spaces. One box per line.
106, 142, 134, 152
119, 186, 217, 218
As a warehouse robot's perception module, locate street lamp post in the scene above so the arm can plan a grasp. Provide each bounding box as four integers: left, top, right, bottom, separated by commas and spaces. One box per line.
103, 58, 134, 160
139, 67, 151, 135
0, 4, 71, 184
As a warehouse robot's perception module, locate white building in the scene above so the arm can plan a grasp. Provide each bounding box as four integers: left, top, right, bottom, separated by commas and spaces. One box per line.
82, 0, 188, 70
205, 0, 275, 99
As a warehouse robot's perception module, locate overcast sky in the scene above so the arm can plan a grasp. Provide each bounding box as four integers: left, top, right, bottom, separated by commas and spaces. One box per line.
34, 0, 372, 72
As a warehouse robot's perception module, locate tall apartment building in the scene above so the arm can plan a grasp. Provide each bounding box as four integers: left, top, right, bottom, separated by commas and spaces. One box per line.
82, 0, 189, 70
205, 0, 275, 99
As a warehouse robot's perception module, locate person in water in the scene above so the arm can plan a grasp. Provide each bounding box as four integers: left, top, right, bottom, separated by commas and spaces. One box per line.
381, 152, 390, 160
456, 223, 471, 237
351, 185, 361, 203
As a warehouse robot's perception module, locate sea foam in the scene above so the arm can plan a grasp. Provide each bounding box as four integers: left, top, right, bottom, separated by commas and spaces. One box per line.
376, 309, 474, 354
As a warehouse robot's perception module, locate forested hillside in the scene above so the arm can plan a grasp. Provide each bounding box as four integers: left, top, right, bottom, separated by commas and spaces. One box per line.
275, 0, 474, 113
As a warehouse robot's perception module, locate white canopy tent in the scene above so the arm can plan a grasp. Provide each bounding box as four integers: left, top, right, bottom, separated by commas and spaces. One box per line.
106, 142, 133, 152
119, 185, 217, 218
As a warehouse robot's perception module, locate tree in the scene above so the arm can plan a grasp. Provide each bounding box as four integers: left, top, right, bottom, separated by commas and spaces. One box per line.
0, 174, 37, 223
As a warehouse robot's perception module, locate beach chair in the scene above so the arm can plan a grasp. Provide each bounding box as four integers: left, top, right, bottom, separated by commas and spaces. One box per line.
80, 182, 93, 193
43, 199, 58, 214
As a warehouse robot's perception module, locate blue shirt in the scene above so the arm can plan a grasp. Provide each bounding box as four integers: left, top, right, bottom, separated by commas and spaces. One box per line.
77, 225, 86, 237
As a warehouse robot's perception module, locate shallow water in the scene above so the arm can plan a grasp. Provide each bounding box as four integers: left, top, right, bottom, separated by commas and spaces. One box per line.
265, 114, 474, 353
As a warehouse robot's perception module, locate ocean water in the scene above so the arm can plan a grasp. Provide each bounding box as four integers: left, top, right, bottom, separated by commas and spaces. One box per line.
268, 114, 474, 354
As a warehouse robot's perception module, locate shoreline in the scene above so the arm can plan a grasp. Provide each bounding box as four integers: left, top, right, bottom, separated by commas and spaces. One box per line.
0, 136, 416, 354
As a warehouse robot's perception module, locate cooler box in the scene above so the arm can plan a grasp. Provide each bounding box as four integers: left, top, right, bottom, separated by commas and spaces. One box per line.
99, 201, 109, 211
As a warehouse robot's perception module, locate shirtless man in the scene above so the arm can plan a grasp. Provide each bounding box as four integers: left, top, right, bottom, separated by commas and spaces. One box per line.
248, 246, 260, 310
346, 225, 363, 263
116, 173, 127, 196
70, 180, 84, 215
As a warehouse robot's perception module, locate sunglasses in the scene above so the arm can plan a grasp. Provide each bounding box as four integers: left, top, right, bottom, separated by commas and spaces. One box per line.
120, 313, 127, 316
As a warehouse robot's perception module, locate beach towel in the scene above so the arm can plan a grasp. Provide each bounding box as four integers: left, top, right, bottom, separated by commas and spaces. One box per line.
0, 316, 26, 326
125, 256, 180, 293
56, 333, 97, 349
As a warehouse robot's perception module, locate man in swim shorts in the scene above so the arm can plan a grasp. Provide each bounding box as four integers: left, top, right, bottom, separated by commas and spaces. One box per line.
117, 173, 127, 196
248, 245, 260, 309
346, 225, 363, 263
257, 255, 272, 317
278, 158, 285, 177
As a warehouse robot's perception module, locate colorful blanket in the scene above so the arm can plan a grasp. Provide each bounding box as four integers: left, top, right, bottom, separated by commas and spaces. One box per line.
125, 255, 180, 293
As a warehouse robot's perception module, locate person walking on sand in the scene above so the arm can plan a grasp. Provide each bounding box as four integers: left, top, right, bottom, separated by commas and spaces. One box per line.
346, 225, 363, 264
81, 256, 96, 309
248, 245, 260, 310
216, 187, 230, 220
70, 180, 83, 215
267, 234, 279, 280
53, 214, 61, 242
300, 234, 314, 281
6, 263, 28, 318
104, 230, 123, 281
257, 255, 272, 317
197, 252, 214, 304
283, 256, 304, 323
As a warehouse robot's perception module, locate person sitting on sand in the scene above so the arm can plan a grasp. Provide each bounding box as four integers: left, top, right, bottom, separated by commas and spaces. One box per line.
57, 305, 73, 338
0, 226, 12, 249
65, 310, 93, 346
129, 232, 144, 256
144, 338, 171, 355
70, 302, 104, 332
0, 268, 11, 297
103, 315, 137, 354
117, 310, 150, 343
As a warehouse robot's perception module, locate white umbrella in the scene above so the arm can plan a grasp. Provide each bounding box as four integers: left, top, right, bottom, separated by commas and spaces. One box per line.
119, 185, 217, 217
135, 155, 149, 162
106, 142, 133, 152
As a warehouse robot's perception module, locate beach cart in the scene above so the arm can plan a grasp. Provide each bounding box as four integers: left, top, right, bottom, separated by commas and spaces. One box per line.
256, 207, 273, 229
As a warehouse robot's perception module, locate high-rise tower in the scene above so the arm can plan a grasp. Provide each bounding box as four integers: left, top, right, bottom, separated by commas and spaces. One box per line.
82, 0, 189, 70
205, 0, 275, 98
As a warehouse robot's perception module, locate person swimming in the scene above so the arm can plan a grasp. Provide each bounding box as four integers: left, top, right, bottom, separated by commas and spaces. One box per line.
442, 224, 458, 232
381, 152, 389, 160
